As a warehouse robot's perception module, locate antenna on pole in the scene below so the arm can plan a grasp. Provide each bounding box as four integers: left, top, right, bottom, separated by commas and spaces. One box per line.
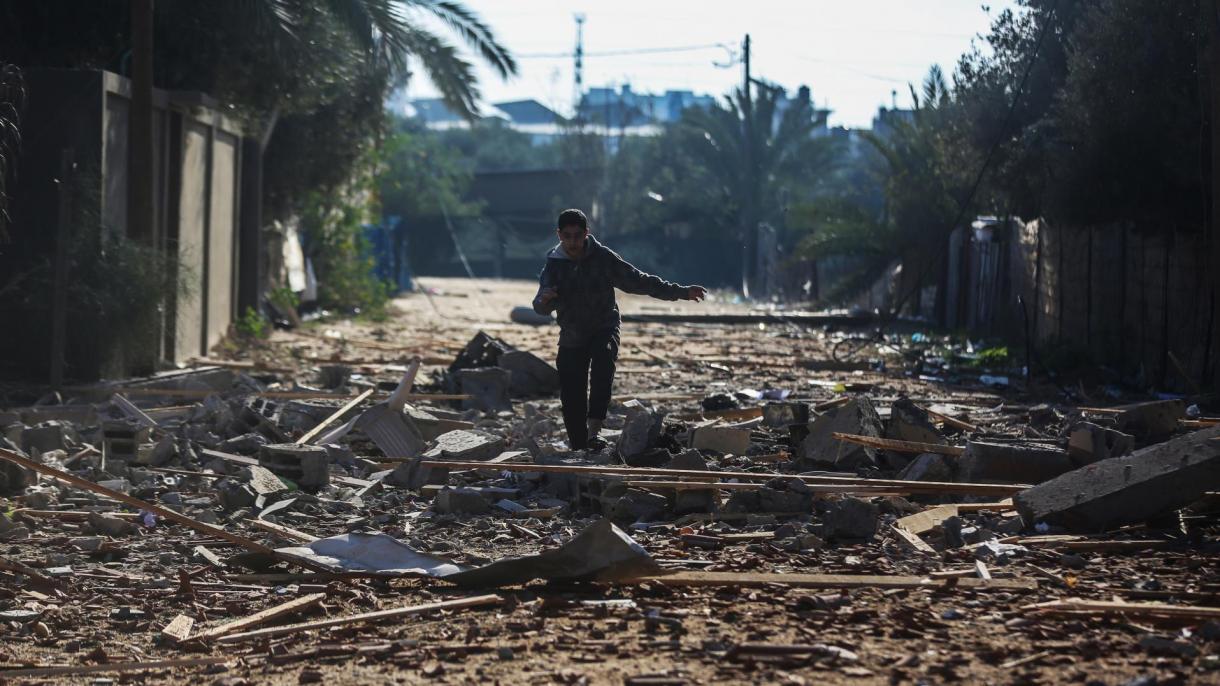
573, 13, 586, 116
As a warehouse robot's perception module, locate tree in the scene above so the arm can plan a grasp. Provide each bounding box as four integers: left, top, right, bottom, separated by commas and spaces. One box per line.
676, 83, 836, 294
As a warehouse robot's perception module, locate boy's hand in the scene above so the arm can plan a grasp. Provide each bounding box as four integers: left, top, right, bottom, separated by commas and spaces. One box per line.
539, 287, 559, 304
685, 285, 708, 302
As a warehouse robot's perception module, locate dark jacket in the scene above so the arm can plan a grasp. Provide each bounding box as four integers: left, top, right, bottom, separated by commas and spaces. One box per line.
532, 234, 686, 347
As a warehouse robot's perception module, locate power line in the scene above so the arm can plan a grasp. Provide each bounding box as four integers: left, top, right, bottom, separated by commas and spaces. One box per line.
516, 43, 728, 59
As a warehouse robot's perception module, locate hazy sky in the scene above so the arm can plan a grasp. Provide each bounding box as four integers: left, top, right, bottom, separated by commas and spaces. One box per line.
407, 1, 1019, 128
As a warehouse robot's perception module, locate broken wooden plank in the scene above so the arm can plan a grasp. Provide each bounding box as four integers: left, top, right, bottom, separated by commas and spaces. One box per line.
161, 614, 195, 642
674, 406, 764, 422
1024, 599, 1220, 621
215, 594, 503, 643
249, 518, 318, 544
296, 388, 374, 445
890, 523, 935, 553
638, 571, 1035, 591
831, 432, 965, 456
420, 460, 1026, 496
0, 656, 230, 679
894, 505, 960, 536
0, 447, 276, 556
918, 404, 981, 433
111, 393, 159, 429
626, 480, 898, 495
194, 592, 326, 640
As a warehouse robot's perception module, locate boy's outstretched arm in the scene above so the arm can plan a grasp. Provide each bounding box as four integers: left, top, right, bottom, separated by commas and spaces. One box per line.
609, 250, 706, 302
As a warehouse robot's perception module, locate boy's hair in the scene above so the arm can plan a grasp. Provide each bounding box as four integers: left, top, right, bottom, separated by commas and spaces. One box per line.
557, 208, 588, 231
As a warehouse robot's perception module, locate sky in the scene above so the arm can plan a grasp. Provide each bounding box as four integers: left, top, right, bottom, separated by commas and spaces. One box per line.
406, 0, 1019, 129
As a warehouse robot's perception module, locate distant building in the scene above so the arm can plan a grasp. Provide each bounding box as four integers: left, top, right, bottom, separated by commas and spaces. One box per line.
870, 106, 916, 141
575, 85, 714, 131
389, 94, 568, 145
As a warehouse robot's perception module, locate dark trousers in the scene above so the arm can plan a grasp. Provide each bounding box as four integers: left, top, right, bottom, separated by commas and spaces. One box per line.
556, 328, 619, 449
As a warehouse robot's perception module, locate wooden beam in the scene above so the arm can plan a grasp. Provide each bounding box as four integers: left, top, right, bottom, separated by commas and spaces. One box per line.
832, 432, 965, 456
295, 388, 374, 445
636, 571, 1035, 591
194, 592, 326, 640
890, 523, 935, 553
917, 404, 981, 433
1024, 599, 1220, 621
0, 657, 230, 679
215, 594, 502, 643
418, 460, 1026, 496
249, 518, 318, 544
626, 480, 901, 495
0, 448, 276, 556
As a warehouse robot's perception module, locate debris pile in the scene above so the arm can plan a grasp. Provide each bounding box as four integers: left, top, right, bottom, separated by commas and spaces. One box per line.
1, 287, 1218, 683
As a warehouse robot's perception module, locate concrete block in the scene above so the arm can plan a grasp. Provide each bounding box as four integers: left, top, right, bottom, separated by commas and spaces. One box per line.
617, 400, 662, 458
1067, 422, 1135, 464
1115, 400, 1185, 440
1014, 425, 1220, 531
497, 350, 560, 397
22, 422, 68, 453
457, 367, 512, 412
691, 427, 752, 455
763, 402, 810, 428
797, 396, 884, 470
822, 497, 879, 540
958, 441, 1074, 484
423, 429, 505, 461
896, 452, 956, 482
885, 397, 944, 445
258, 443, 330, 490
433, 487, 492, 515
607, 487, 669, 524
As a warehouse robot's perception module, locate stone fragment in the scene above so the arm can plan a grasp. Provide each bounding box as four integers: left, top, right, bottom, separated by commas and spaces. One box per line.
22, 422, 68, 453
885, 397, 944, 445
797, 396, 884, 470
87, 513, 136, 537
896, 453, 955, 482
1013, 425, 1220, 531
691, 427, 751, 455
247, 465, 288, 496
433, 488, 492, 515
822, 497, 879, 540
457, 367, 512, 412
258, 443, 331, 490
423, 430, 505, 461
957, 441, 1074, 485
763, 402, 810, 428
606, 488, 669, 524
218, 481, 257, 510
617, 401, 662, 458
1067, 422, 1135, 464
497, 350, 560, 396
218, 432, 267, 455
1115, 400, 1185, 440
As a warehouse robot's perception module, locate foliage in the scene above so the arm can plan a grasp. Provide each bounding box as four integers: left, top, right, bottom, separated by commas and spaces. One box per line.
267, 286, 300, 313
433, 120, 562, 172
298, 159, 391, 318
0, 0, 517, 222
379, 120, 482, 219
235, 306, 270, 340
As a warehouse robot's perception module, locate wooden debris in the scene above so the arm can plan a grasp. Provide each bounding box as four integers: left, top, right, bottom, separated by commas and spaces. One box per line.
420, 460, 1026, 496
250, 518, 319, 544
295, 388, 374, 445
1024, 599, 1220, 621
890, 523, 935, 553
831, 432, 966, 456
195, 592, 326, 640
0, 447, 277, 556
161, 614, 195, 642
638, 571, 1035, 591
215, 594, 502, 643
0, 656, 230, 679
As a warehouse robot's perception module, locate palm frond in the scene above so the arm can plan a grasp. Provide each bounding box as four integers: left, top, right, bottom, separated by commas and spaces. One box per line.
409, 0, 517, 78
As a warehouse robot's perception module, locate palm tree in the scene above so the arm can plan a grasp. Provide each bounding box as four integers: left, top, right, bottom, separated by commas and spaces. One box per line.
798, 67, 963, 314
679, 83, 833, 296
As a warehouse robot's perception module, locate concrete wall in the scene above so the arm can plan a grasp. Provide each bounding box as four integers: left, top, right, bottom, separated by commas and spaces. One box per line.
0, 69, 245, 381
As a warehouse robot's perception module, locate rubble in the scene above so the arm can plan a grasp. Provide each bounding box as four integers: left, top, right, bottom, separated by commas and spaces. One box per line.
1014, 424, 1220, 531
0, 278, 1217, 684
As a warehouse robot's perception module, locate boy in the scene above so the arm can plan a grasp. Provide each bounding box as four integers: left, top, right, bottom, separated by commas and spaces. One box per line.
532, 209, 707, 450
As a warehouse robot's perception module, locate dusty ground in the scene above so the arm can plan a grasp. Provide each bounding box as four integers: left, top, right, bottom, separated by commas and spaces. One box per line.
1, 277, 1217, 685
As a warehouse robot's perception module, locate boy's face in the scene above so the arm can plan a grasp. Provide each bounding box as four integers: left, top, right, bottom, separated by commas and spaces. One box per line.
557, 224, 588, 257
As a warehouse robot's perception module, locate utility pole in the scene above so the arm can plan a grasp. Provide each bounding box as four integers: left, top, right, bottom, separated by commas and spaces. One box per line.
741, 33, 755, 299
128, 0, 155, 245
573, 14, 585, 117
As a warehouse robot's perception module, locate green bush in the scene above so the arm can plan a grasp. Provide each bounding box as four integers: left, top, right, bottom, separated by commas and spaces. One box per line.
235, 306, 269, 340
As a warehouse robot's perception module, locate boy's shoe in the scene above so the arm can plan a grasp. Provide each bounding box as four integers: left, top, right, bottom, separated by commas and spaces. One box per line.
586, 436, 609, 452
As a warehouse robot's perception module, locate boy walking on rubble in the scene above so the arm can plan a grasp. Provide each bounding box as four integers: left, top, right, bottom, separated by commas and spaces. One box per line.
532, 209, 707, 451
